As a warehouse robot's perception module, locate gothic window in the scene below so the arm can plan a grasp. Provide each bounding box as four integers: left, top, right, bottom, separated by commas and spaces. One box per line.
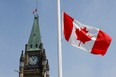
30, 44, 32, 48
36, 44, 38, 48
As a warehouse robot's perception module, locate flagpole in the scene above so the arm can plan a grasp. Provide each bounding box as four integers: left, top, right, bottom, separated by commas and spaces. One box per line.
57, 0, 63, 77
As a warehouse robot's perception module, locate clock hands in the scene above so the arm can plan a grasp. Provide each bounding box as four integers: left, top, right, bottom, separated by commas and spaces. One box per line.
28, 56, 38, 65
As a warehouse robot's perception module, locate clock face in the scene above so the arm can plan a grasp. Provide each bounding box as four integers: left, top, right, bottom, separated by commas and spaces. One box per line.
28, 56, 38, 65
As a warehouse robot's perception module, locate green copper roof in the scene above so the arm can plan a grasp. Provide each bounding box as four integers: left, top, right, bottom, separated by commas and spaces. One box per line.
27, 15, 42, 51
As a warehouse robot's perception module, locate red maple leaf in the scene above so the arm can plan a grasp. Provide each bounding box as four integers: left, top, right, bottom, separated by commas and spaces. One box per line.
75, 27, 92, 46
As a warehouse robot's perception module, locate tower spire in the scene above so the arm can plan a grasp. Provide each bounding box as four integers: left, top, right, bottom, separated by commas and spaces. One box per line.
26, 14, 42, 51
20, 50, 24, 61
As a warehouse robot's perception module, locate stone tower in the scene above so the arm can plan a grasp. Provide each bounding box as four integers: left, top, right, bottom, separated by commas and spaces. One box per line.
19, 15, 50, 77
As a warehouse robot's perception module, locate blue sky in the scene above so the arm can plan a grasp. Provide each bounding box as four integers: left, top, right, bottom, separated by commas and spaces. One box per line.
0, 0, 116, 77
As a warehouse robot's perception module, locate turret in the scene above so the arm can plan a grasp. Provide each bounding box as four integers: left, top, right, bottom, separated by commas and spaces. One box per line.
19, 50, 24, 77
42, 50, 47, 77
42, 50, 50, 77
46, 60, 50, 77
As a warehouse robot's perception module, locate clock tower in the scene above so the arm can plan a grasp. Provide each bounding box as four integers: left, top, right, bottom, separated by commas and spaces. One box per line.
19, 15, 50, 77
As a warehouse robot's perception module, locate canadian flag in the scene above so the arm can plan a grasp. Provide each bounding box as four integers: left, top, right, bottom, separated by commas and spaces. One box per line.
33, 9, 37, 14
63, 12, 112, 56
